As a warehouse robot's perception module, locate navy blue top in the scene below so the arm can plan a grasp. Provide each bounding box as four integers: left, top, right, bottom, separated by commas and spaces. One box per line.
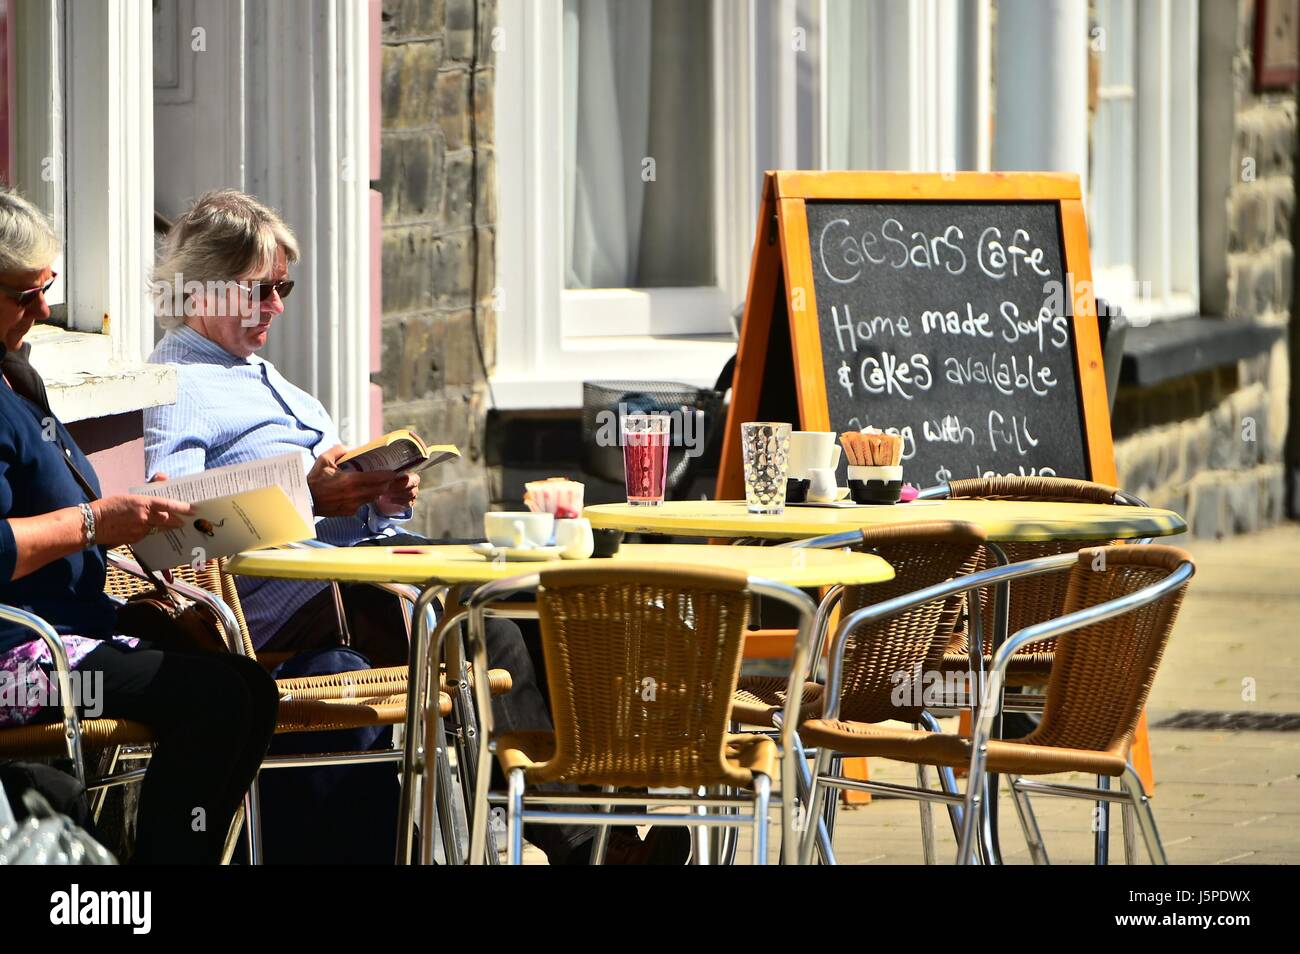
0, 342, 117, 653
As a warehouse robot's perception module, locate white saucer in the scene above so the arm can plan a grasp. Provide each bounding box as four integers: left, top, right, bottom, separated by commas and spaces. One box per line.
789, 487, 852, 506
470, 542, 566, 562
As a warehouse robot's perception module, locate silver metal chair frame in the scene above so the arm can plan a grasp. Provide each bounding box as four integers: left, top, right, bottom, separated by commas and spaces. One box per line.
913, 482, 1156, 862
773, 531, 970, 861
463, 571, 818, 865
796, 549, 1192, 865
954, 555, 1191, 865
103, 550, 455, 865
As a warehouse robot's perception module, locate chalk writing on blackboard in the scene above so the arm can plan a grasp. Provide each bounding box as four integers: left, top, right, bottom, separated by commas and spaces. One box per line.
806, 201, 1089, 486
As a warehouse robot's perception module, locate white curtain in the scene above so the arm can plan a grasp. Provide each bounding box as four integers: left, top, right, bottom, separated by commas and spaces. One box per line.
825, 0, 873, 170
564, 0, 713, 290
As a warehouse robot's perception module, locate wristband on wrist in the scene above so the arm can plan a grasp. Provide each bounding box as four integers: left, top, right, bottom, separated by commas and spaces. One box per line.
78, 502, 97, 545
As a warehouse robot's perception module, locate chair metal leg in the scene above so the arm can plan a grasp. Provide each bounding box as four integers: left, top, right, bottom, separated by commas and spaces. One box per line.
1121, 764, 1167, 865
90, 745, 122, 823
469, 736, 496, 864
243, 776, 263, 866
590, 786, 615, 864
752, 773, 772, 865
1008, 776, 1049, 865
778, 719, 833, 864
330, 581, 352, 646
691, 786, 714, 864
1094, 774, 1111, 865
397, 585, 445, 864
799, 748, 834, 865
220, 803, 245, 865
956, 742, 986, 865
976, 773, 1001, 865
432, 723, 464, 865
916, 760, 937, 865
716, 785, 740, 866
918, 711, 965, 843
822, 753, 843, 842
506, 767, 525, 865
1122, 802, 1138, 865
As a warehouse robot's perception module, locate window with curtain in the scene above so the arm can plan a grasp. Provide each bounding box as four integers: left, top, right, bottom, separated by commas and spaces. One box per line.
562, 0, 714, 290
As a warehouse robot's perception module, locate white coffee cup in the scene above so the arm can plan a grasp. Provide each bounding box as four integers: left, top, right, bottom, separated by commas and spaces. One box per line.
555, 518, 595, 560
806, 467, 838, 503
788, 431, 837, 479
484, 511, 554, 549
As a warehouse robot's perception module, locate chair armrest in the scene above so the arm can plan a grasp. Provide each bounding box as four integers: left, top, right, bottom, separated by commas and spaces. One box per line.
972, 558, 1195, 739
777, 530, 864, 550
104, 551, 248, 656
0, 603, 88, 784
821, 551, 1080, 721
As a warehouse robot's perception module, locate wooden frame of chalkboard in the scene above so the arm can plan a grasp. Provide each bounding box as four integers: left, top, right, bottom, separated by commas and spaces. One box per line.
717, 170, 1117, 498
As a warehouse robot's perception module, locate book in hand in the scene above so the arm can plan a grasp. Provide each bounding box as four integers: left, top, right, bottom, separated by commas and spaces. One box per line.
337, 429, 461, 475
127, 452, 315, 569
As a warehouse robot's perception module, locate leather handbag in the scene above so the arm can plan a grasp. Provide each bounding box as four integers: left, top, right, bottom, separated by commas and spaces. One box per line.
112, 582, 230, 655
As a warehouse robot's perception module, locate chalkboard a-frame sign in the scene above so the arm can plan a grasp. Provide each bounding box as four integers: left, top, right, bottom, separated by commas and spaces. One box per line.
716, 171, 1117, 499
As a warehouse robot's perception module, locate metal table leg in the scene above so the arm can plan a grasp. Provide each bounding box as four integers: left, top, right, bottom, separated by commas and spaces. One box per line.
396, 584, 448, 865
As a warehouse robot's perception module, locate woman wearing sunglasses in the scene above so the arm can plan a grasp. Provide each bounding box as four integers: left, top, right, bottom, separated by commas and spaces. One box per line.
143, 190, 681, 864
144, 189, 425, 667
0, 187, 279, 864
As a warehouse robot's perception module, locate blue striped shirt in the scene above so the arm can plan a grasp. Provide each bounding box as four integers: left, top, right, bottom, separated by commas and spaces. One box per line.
144, 325, 407, 647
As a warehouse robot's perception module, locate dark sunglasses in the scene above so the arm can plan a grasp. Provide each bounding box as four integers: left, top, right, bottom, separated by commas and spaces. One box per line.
0, 273, 57, 306
236, 279, 295, 302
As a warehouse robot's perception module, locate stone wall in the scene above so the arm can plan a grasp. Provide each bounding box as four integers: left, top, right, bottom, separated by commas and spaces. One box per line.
1115, 0, 1293, 537
377, 0, 496, 538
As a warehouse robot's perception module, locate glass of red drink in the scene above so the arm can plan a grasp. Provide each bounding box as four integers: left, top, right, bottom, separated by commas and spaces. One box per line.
622, 414, 672, 506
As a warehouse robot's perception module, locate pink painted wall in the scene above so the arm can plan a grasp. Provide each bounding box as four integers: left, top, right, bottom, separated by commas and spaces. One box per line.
67, 412, 146, 496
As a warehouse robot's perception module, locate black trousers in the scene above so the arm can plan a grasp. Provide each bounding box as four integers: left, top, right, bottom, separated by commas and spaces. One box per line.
47, 640, 279, 865
261, 536, 594, 864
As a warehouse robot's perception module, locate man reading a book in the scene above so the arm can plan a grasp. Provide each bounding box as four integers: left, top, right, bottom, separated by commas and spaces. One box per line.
143, 190, 679, 864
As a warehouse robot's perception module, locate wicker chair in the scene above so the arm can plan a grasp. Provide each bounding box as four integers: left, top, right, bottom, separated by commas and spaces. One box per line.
927, 477, 1141, 685
464, 563, 818, 865
101, 550, 471, 862
798, 544, 1194, 865
732, 522, 988, 863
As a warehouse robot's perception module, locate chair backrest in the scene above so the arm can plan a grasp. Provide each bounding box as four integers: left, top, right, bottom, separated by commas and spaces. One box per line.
532, 562, 754, 789
945, 476, 1124, 655
836, 522, 987, 724
1025, 545, 1191, 755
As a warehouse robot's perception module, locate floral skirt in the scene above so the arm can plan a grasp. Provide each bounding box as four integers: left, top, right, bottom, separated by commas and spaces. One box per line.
0, 635, 139, 727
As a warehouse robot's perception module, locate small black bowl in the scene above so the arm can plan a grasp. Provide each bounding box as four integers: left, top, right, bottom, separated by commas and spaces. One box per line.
785, 477, 810, 504
847, 478, 903, 505
591, 528, 625, 558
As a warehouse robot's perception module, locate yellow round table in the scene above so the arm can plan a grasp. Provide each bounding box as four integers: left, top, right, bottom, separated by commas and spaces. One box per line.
227, 542, 892, 864
584, 499, 1186, 543
227, 542, 894, 588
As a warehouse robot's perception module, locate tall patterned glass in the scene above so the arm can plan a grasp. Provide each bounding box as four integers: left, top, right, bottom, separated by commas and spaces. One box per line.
741, 422, 791, 514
